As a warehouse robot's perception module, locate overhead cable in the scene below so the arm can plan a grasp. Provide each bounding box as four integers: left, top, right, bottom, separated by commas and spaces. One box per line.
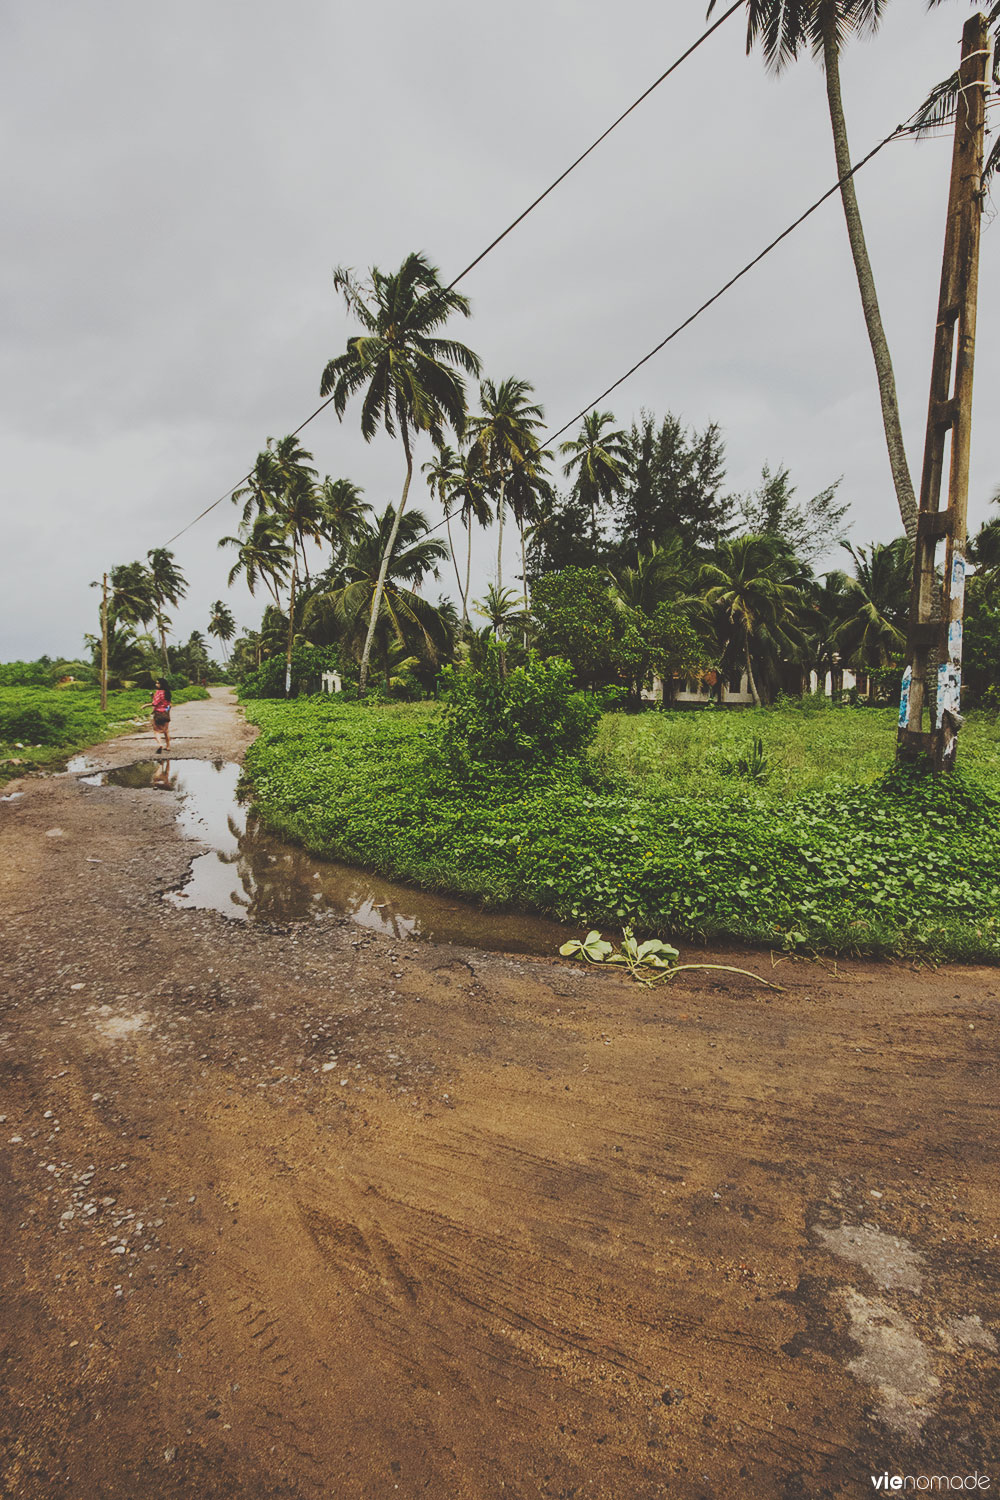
419, 108, 922, 545
160, 4, 742, 548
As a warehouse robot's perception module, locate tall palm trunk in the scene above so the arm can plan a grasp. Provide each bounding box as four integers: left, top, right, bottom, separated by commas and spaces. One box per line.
519, 520, 530, 649
156, 607, 169, 672
821, 11, 917, 540
464, 521, 474, 629
744, 634, 761, 707
496, 478, 507, 589
285, 561, 298, 697
445, 507, 468, 627
359, 421, 413, 696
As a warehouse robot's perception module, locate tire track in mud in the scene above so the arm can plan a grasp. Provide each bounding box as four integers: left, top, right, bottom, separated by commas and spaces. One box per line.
5, 701, 1000, 1498
294, 1177, 506, 1497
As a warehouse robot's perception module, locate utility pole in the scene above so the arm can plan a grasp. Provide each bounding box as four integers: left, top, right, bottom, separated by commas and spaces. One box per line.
100, 571, 109, 711
897, 13, 988, 772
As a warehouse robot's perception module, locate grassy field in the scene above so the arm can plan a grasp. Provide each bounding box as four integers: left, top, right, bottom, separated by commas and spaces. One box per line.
595, 697, 1000, 799
241, 697, 1000, 961
0, 685, 209, 783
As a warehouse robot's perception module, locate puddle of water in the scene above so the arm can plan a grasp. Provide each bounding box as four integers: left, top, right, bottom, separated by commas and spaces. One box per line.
66, 754, 100, 774
80, 758, 573, 955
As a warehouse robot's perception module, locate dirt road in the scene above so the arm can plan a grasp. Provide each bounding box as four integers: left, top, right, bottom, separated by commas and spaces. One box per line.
2, 690, 998, 1498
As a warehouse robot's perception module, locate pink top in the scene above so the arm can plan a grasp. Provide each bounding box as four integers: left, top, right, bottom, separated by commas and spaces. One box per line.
152, 689, 169, 713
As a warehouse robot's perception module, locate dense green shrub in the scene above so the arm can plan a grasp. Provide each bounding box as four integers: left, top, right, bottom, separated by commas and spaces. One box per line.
238, 643, 344, 699
0, 700, 73, 742
440, 645, 599, 771
0, 660, 54, 687
0, 658, 94, 688
241, 697, 1000, 960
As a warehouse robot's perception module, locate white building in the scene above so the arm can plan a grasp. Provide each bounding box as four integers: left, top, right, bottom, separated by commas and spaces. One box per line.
646, 666, 862, 708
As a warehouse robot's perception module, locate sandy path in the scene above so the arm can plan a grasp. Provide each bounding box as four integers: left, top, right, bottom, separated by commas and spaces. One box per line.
1, 690, 998, 1498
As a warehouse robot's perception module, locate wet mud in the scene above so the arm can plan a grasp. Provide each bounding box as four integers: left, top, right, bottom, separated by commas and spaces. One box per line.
72, 755, 573, 953
2, 690, 999, 1499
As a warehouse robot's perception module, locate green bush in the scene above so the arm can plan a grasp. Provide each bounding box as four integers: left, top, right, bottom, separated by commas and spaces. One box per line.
239, 696, 1000, 961
0, 660, 54, 687
440, 644, 599, 772
239, 643, 344, 700
0, 701, 72, 742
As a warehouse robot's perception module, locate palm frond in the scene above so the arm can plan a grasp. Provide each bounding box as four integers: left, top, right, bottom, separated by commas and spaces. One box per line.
911, 68, 962, 135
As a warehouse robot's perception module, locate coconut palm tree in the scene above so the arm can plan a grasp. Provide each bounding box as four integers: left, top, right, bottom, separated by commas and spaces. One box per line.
179, 630, 211, 682
109, 562, 157, 632
466, 377, 546, 592
305, 506, 451, 694
802, 570, 853, 692
701, 535, 809, 705
267, 436, 322, 580
473, 584, 529, 676
970, 489, 1000, 577
559, 409, 629, 550
423, 445, 469, 621
207, 600, 237, 665
710, 0, 918, 538
219, 513, 292, 608
146, 548, 188, 671
316, 477, 371, 569
84, 620, 148, 690
232, 436, 319, 694
451, 448, 493, 630
505, 448, 555, 626
830, 537, 912, 677
319, 252, 480, 695
609, 537, 690, 616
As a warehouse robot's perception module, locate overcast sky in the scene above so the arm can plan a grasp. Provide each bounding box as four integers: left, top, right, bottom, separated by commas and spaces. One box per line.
2, 0, 997, 660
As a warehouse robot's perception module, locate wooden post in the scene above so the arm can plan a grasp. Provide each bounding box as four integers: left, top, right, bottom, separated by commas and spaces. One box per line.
100, 571, 109, 711
897, 13, 988, 771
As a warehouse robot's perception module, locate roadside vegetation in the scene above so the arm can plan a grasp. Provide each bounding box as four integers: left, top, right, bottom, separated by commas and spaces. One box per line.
16, 219, 1000, 961
241, 669, 1000, 962
0, 681, 208, 782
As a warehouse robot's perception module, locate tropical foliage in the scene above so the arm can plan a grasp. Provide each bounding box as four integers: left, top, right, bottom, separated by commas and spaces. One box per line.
241, 695, 1000, 962
304, 506, 452, 695
319, 252, 479, 693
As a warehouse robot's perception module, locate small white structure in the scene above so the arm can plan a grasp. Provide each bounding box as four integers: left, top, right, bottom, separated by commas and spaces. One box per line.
320, 671, 343, 694
644, 665, 863, 708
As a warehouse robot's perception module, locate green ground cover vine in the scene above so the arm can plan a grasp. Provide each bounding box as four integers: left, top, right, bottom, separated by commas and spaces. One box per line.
241, 696, 1000, 961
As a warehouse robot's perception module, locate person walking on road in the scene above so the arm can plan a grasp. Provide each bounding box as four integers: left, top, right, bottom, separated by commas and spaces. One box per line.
144, 677, 172, 755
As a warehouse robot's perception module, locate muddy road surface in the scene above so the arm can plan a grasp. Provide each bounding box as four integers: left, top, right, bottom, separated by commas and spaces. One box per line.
2, 690, 998, 1498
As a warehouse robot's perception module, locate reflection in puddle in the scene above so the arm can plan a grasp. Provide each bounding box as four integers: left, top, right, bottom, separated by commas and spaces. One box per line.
79, 759, 570, 954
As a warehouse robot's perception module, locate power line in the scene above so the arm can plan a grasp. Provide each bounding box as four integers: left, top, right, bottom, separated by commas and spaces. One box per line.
160, 5, 742, 549
181, 105, 920, 563
444, 0, 743, 288
421, 109, 920, 546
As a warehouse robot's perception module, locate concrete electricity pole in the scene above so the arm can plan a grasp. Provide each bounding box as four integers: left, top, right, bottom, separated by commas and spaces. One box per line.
897, 12, 989, 772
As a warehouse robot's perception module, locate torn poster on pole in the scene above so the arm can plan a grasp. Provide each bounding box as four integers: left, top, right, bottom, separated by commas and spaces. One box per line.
898, 665, 912, 730
936, 662, 962, 729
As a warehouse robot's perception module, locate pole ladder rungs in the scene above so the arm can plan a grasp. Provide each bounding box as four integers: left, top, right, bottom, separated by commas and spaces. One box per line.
909, 622, 945, 650
932, 397, 960, 429
916, 508, 956, 540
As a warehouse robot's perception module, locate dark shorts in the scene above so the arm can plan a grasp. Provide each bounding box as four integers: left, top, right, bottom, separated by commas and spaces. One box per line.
153, 711, 170, 728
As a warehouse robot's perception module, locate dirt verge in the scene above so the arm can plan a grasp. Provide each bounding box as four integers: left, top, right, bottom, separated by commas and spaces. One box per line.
2, 690, 998, 1498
